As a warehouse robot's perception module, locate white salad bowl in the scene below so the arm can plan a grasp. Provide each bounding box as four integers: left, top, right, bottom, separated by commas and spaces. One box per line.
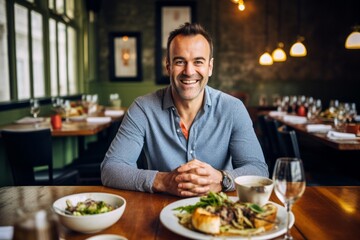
53, 192, 126, 233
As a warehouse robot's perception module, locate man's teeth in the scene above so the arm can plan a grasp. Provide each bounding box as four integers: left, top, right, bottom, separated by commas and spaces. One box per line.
181, 80, 197, 84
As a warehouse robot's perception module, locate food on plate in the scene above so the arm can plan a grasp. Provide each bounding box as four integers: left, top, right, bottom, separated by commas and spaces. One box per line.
192, 207, 221, 234
174, 192, 278, 236
65, 198, 116, 216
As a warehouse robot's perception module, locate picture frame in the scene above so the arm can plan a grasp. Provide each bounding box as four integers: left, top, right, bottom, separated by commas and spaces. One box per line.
109, 32, 142, 81
155, 1, 196, 84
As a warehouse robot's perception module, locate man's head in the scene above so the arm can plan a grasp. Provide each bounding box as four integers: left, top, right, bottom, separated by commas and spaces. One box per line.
166, 22, 213, 62
166, 23, 214, 103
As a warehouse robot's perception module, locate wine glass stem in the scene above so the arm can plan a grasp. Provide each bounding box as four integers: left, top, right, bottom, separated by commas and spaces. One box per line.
285, 202, 293, 240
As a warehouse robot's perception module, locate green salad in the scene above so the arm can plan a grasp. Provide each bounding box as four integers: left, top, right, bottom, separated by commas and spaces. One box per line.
65, 198, 115, 216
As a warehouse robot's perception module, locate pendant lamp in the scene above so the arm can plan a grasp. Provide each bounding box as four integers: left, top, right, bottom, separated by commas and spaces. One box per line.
290, 36, 307, 57
259, 0, 273, 65
272, 43, 287, 61
345, 26, 360, 49
272, 0, 287, 62
290, 0, 307, 57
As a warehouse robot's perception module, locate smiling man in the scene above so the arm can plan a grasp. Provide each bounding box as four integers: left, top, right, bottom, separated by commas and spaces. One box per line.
101, 23, 268, 197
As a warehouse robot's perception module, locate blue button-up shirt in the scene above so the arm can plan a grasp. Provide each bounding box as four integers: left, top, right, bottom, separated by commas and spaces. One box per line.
101, 86, 268, 192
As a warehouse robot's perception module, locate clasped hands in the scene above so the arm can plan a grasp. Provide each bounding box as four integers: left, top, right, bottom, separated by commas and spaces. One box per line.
154, 159, 223, 197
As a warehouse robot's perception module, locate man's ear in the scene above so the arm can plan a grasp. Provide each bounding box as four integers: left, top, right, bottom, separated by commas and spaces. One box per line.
166, 59, 170, 75
208, 58, 214, 77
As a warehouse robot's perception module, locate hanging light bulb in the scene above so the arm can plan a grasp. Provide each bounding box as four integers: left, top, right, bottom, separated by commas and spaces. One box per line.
290, 36, 307, 57
238, 0, 245, 11
272, 43, 287, 62
259, 51, 273, 65
345, 26, 360, 49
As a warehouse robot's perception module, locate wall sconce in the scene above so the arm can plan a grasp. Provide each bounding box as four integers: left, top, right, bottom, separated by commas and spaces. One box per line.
345, 26, 360, 49
121, 36, 130, 66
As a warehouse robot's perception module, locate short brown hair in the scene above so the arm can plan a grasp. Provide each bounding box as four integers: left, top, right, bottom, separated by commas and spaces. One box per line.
166, 22, 213, 62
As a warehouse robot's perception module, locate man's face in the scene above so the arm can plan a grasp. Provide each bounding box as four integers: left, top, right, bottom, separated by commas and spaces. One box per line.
166, 34, 213, 102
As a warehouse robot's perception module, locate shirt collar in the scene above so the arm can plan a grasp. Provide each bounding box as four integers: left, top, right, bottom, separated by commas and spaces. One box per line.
162, 85, 212, 110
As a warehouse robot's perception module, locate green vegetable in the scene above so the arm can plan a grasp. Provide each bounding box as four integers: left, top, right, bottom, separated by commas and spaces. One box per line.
65, 199, 115, 215
173, 192, 233, 213
245, 203, 264, 214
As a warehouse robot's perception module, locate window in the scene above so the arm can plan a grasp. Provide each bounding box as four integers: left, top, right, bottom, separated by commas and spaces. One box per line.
0, 0, 80, 103
0, 0, 10, 101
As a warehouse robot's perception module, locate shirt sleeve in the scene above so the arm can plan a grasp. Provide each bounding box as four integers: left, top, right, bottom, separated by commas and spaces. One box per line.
100, 100, 158, 193
227, 101, 269, 190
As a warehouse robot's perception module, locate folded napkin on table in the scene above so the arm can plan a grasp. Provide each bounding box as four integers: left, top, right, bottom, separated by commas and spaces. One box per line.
86, 117, 112, 123
0, 226, 13, 240
15, 117, 44, 124
269, 111, 287, 117
104, 109, 125, 117
326, 130, 358, 140
305, 124, 332, 133
283, 115, 307, 124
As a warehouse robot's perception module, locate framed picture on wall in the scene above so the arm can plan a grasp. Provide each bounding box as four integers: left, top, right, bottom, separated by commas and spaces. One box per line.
155, 1, 197, 85
109, 32, 142, 81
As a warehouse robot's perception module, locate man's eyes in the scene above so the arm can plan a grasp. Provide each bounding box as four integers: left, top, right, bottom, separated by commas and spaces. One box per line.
174, 60, 204, 65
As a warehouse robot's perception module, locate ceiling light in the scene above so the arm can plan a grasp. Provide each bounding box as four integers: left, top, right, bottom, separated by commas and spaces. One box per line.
238, 0, 245, 11
259, 52, 273, 65
290, 37, 307, 57
345, 26, 360, 49
272, 43, 287, 61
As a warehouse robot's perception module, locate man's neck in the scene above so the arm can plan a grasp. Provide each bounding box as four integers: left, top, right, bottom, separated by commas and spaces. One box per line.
173, 93, 204, 130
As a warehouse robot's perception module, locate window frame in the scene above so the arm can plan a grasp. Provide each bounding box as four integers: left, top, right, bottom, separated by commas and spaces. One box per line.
0, 0, 82, 110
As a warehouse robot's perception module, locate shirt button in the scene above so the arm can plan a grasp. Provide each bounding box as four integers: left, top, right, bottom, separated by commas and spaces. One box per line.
190, 150, 193, 154
177, 129, 180, 133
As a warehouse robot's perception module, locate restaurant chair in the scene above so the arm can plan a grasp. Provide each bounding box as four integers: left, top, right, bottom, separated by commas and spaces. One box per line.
72, 120, 122, 185
264, 118, 283, 175
256, 114, 273, 172
277, 125, 301, 158
1, 129, 79, 186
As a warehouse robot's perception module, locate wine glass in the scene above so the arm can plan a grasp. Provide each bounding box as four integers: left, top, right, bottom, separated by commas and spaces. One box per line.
30, 99, 40, 118
273, 157, 306, 240
62, 100, 72, 122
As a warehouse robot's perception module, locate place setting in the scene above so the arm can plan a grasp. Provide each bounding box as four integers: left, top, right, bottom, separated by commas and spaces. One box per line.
160, 157, 305, 240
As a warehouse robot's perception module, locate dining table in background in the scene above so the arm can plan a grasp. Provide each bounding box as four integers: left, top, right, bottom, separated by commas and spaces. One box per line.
267, 112, 360, 151
0, 185, 359, 240
0, 107, 126, 156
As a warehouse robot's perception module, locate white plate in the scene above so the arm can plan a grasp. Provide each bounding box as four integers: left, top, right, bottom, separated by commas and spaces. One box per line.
160, 197, 294, 240
85, 234, 128, 240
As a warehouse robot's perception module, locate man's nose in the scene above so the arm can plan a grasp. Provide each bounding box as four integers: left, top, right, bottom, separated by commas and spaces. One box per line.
183, 63, 196, 76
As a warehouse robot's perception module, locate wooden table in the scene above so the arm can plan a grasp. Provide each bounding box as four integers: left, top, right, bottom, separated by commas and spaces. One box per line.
0, 186, 359, 240
0, 108, 126, 156
268, 113, 360, 151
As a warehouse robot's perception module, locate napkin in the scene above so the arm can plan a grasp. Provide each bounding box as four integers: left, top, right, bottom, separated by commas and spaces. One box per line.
326, 131, 358, 140
15, 117, 44, 124
305, 124, 332, 133
86, 117, 112, 124
0, 226, 13, 240
269, 111, 287, 117
283, 115, 307, 124
104, 109, 125, 117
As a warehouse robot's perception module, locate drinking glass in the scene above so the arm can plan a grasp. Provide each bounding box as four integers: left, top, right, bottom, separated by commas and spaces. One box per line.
30, 99, 40, 118
273, 158, 306, 240
62, 100, 72, 122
